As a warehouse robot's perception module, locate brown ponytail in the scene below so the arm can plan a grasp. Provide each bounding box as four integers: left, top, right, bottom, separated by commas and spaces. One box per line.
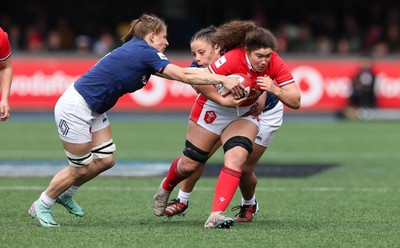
121, 14, 167, 43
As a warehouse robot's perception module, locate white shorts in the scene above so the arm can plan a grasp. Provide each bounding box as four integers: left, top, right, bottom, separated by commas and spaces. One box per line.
54, 84, 110, 143
190, 98, 260, 135
255, 101, 283, 147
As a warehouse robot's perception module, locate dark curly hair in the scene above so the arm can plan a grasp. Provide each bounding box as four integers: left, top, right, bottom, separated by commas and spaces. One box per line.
212, 20, 278, 53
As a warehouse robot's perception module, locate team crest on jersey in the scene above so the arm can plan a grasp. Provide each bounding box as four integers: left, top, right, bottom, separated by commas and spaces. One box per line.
215, 56, 227, 68
204, 110, 217, 124
157, 52, 168, 60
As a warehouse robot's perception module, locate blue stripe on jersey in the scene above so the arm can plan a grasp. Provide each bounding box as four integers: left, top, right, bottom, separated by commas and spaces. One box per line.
74, 37, 171, 114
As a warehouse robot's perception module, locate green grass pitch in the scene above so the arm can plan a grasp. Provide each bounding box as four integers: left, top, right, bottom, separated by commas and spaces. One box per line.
0, 114, 399, 247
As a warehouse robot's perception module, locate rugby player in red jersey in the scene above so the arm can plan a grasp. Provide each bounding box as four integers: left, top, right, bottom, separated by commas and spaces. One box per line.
153, 20, 300, 228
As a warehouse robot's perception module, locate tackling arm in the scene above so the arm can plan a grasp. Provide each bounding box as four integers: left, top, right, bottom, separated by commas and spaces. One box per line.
158, 64, 244, 98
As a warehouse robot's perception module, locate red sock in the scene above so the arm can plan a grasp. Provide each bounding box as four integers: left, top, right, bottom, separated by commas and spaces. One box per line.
162, 157, 186, 191
211, 166, 241, 212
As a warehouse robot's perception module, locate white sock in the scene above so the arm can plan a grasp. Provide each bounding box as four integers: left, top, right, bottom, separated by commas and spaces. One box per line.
177, 189, 192, 205
242, 195, 256, 206
63, 185, 79, 197
39, 192, 56, 208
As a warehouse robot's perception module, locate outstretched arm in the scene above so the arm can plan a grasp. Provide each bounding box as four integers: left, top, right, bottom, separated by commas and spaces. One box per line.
157, 64, 244, 98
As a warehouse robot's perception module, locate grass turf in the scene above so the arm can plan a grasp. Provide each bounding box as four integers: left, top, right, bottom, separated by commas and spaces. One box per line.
0, 115, 399, 247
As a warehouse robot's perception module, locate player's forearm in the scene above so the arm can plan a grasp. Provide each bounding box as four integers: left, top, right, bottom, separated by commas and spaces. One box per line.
161, 64, 224, 85
0, 66, 12, 100
275, 87, 301, 109
182, 68, 226, 85
197, 85, 232, 106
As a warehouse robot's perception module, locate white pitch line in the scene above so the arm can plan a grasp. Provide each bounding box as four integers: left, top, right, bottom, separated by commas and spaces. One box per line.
0, 186, 395, 193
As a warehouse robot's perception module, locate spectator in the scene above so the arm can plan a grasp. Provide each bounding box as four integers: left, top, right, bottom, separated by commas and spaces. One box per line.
336, 38, 352, 55
75, 35, 91, 54
316, 35, 334, 56
93, 32, 115, 56
46, 30, 63, 52
26, 26, 44, 52
386, 23, 400, 53
344, 55, 377, 119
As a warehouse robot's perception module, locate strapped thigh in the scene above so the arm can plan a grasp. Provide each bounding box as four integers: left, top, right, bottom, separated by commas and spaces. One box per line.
92, 139, 116, 159
64, 150, 94, 167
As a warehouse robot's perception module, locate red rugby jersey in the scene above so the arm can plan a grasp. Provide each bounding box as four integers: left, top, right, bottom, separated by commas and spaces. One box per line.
207, 47, 294, 106
0, 27, 11, 61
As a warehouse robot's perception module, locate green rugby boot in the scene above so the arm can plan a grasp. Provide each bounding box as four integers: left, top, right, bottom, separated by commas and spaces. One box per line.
28, 200, 60, 227
56, 194, 85, 217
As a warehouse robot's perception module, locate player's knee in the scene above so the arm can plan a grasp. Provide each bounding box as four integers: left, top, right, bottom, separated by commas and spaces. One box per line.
64, 150, 94, 167
241, 170, 255, 182
179, 156, 202, 175
183, 140, 210, 164
223, 136, 253, 154
94, 155, 115, 171
72, 166, 90, 179
241, 167, 252, 176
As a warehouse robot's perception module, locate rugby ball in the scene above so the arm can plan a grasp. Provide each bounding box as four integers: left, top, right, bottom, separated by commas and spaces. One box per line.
216, 73, 252, 98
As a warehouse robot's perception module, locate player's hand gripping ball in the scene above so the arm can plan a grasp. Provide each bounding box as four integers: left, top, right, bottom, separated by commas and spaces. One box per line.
216, 73, 252, 98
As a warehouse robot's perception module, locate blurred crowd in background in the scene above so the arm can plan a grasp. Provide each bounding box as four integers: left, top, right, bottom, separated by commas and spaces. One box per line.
1, 0, 400, 57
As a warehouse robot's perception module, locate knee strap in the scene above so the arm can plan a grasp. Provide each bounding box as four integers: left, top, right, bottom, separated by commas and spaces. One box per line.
183, 140, 210, 163
65, 150, 94, 167
223, 136, 253, 154
92, 139, 116, 159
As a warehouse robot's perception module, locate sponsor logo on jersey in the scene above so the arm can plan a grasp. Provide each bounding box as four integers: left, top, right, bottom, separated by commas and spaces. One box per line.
157, 52, 168, 60
215, 56, 227, 68
141, 75, 148, 85
58, 119, 69, 136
